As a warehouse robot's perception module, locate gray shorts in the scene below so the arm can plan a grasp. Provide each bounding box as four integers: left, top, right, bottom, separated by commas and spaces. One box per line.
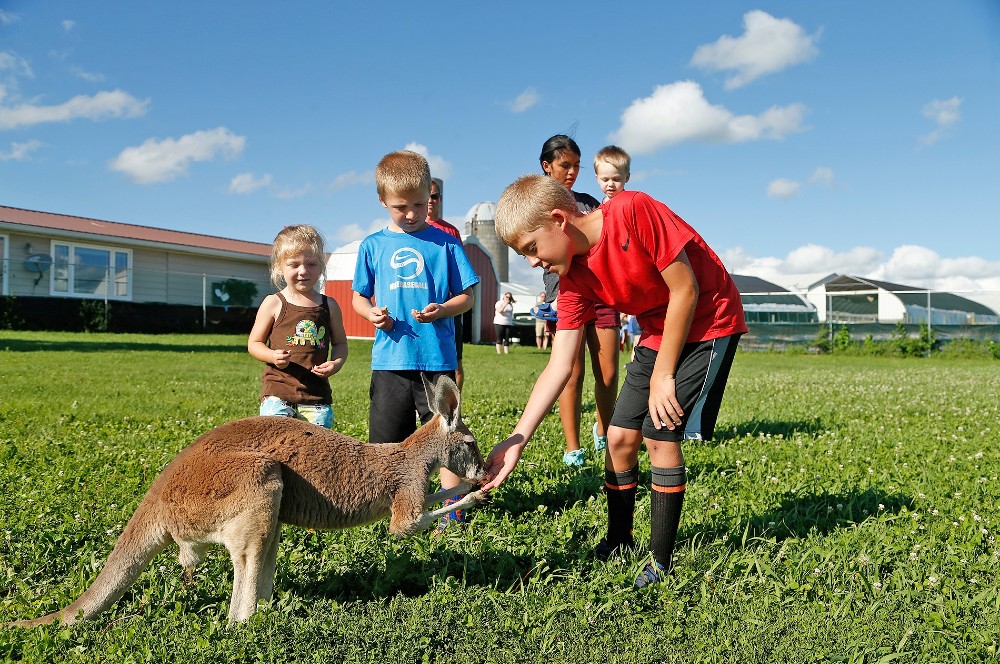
610, 334, 741, 442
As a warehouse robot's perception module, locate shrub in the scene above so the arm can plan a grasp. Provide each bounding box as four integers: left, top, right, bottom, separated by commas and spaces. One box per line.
78, 299, 109, 332
833, 325, 852, 352
813, 325, 831, 354
0, 295, 24, 330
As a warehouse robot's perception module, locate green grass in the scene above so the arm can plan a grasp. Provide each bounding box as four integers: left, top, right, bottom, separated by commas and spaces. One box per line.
0, 331, 997, 663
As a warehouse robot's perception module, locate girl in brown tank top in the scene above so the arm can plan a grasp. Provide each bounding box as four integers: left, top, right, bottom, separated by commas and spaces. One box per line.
247, 225, 348, 428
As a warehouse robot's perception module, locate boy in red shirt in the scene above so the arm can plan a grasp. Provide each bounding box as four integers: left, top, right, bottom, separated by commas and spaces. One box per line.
482, 174, 746, 586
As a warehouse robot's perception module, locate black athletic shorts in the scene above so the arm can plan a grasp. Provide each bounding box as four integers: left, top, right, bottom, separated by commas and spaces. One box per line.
368, 369, 455, 444
610, 334, 741, 442
454, 315, 464, 360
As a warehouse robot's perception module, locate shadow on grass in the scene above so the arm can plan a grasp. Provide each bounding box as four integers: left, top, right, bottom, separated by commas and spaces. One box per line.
687, 485, 913, 549
712, 417, 830, 441
0, 338, 245, 353
281, 545, 546, 602
308, 487, 914, 600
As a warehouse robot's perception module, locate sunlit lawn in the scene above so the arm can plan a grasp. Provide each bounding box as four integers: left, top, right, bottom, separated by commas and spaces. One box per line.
0, 331, 997, 663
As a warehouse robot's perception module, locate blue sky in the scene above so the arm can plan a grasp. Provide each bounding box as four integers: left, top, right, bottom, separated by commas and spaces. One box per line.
2, 2, 999, 308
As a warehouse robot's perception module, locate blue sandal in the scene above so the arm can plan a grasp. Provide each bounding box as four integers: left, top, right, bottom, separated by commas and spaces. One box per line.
562, 449, 585, 467
592, 422, 608, 452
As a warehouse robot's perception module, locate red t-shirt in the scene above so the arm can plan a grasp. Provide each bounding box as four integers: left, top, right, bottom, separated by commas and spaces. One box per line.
427, 217, 462, 241
557, 191, 747, 350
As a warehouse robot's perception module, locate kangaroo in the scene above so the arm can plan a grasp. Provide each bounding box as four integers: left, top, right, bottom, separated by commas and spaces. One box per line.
10, 375, 486, 626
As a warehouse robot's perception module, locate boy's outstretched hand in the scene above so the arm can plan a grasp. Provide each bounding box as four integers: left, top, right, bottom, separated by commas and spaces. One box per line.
481, 434, 527, 492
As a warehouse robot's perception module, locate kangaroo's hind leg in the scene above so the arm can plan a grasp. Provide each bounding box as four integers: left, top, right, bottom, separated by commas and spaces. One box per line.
256, 523, 282, 603
221, 457, 284, 623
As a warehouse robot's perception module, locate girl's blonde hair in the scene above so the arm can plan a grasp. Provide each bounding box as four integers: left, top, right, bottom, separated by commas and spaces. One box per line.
270, 225, 326, 288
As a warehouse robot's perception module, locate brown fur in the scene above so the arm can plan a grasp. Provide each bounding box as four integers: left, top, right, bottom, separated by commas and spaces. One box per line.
10, 376, 485, 626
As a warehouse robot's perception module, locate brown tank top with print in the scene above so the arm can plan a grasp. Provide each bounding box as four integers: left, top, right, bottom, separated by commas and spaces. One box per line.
260, 293, 333, 405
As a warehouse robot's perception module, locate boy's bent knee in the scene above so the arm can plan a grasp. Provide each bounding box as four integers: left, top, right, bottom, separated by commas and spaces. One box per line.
607, 426, 642, 456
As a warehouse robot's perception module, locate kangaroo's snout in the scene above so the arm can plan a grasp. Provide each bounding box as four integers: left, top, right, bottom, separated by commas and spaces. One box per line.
451, 433, 487, 485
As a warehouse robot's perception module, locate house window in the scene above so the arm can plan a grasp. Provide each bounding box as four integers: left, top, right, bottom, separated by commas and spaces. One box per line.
51, 242, 132, 299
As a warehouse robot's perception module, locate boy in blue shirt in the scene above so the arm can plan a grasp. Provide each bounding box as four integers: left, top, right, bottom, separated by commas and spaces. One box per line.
352, 150, 480, 528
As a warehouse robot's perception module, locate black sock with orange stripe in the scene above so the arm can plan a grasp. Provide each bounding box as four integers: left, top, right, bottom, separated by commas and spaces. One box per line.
605, 464, 639, 547
650, 465, 686, 571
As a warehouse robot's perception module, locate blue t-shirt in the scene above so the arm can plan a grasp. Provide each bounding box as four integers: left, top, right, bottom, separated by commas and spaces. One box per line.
353, 227, 480, 371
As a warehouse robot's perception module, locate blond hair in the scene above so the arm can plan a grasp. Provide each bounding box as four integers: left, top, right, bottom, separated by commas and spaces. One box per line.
375, 150, 432, 199
495, 174, 576, 247
593, 145, 631, 180
270, 225, 326, 288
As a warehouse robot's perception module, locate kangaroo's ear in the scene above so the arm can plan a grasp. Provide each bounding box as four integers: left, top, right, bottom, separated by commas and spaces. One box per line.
424, 374, 460, 431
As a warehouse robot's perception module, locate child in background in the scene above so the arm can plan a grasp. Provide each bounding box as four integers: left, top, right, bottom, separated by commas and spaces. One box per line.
248, 225, 348, 428
483, 175, 746, 587
538, 134, 619, 468
352, 150, 480, 529
594, 145, 630, 203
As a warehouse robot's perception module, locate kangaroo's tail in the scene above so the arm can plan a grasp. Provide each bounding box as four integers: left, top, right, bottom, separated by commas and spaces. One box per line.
9, 500, 172, 627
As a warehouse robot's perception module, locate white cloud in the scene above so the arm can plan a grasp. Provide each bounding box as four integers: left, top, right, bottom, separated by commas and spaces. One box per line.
228, 172, 271, 194
922, 97, 962, 126
404, 141, 451, 180
767, 178, 800, 199
0, 10, 19, 25
0, 51, 33, 104
0, 139, 42, 161
919, 97, 962, 145
609, 80, 806, 154
785, 244, 884, 275
875, 244, 941, 281
509, 87, 539, 113
71, 67, 105, 83
328, 169, 373, 191
723, 243, 1000, 311
0, 89, 148, 130
873, 245, 1000, 310
110, 127, 245, 184
274, 183, 312, 200
809, 167, 835, 186
506, 250, 547, 289
0, 51, 33, 78
62, 20, 76, 32
691, 10, 820, 89
723, 243, 884, 291
332, 217, 394, 244
767, 167, 837, 199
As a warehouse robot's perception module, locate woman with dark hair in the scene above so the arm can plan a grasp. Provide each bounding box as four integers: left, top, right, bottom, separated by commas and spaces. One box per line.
537, 134, 620, 467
